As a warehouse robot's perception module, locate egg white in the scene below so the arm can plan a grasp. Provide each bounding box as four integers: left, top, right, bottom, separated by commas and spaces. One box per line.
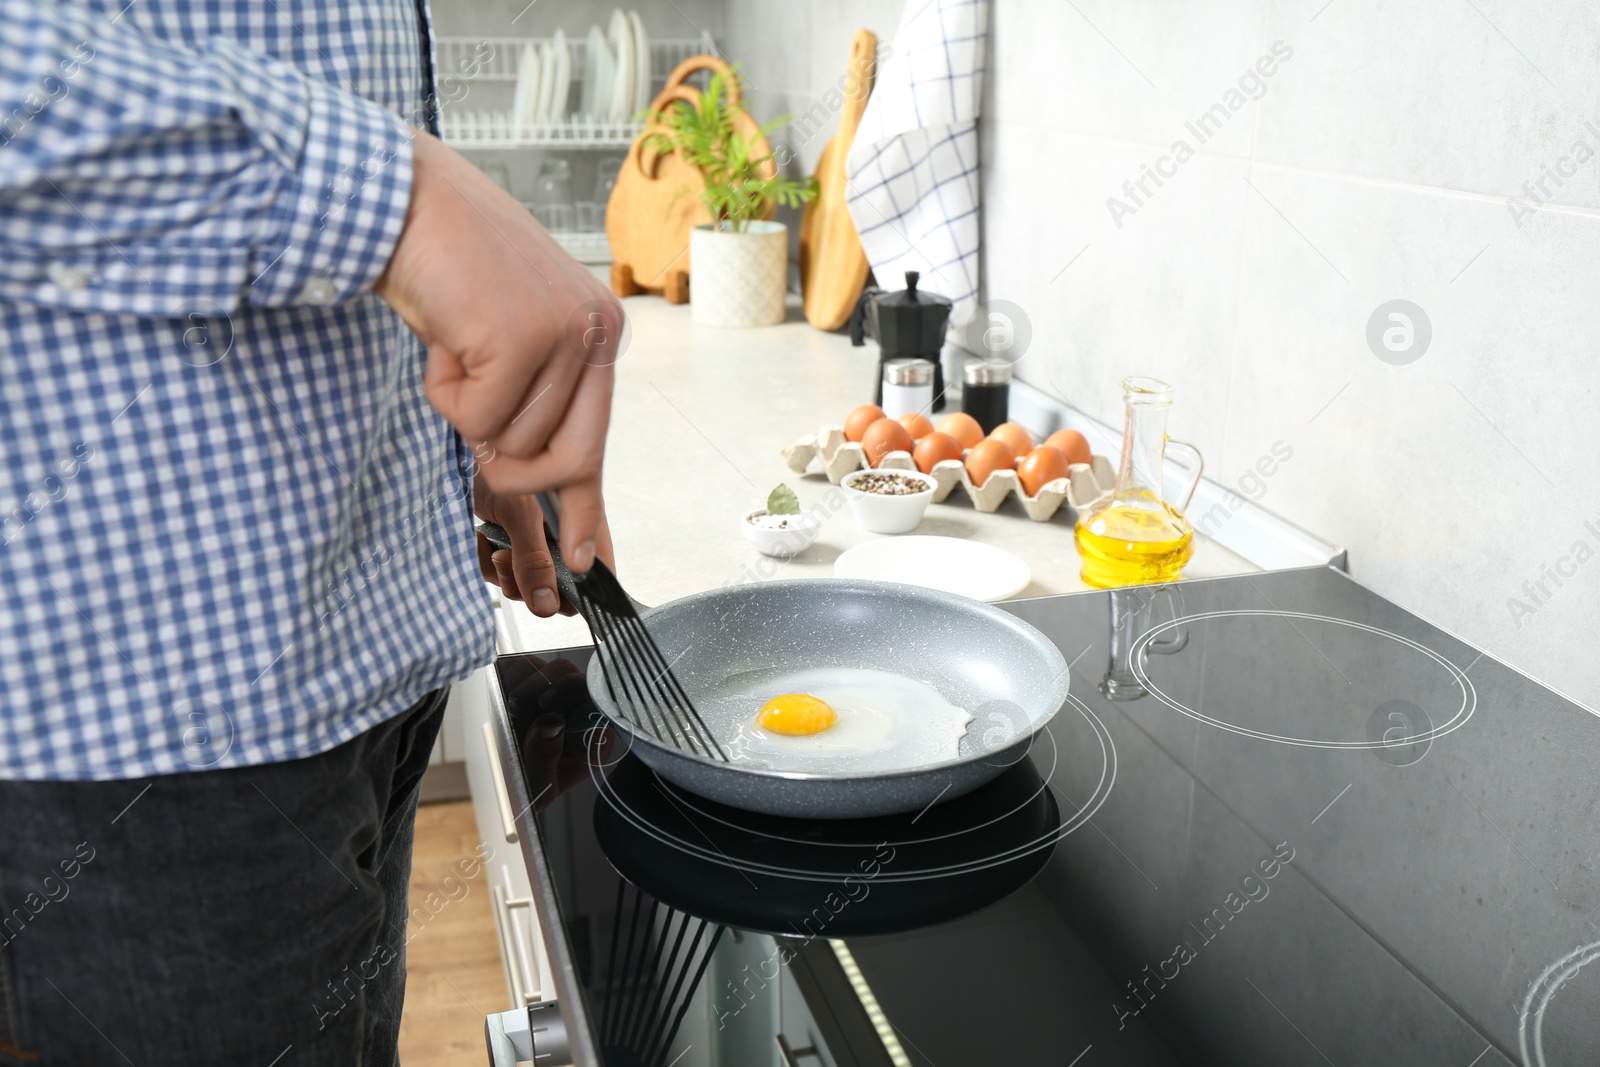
721, 666, 974, 775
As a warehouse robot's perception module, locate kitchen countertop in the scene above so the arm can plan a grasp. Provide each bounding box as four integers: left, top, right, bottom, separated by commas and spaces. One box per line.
499, 290, 1255, 651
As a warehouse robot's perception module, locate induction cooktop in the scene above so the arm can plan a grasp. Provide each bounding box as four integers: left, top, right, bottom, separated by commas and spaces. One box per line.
489, 565, 1599, 1067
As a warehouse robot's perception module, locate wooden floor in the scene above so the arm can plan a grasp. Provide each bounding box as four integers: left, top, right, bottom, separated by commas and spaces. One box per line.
399, 799, 509, 1067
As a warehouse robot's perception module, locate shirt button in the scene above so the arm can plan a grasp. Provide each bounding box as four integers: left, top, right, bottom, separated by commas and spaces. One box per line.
298, 277, 337, 306
49, 265, 89, 292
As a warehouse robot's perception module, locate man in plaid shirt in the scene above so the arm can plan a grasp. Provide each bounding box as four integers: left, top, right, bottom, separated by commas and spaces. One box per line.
0, 0, 619, 1061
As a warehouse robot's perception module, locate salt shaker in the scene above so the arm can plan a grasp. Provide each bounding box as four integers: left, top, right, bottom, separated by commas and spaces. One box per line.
880, 358, 936, 420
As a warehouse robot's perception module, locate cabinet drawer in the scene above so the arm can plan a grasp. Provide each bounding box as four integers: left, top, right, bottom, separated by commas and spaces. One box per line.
460, 663, 555, 1006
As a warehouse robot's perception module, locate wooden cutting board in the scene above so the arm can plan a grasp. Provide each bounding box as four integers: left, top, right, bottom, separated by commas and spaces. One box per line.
607, 56, 775, 304
799, 30, 878, 331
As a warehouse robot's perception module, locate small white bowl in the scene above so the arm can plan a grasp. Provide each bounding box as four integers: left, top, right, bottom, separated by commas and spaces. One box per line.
742, 509, 824, 558
840, 468, 937, 534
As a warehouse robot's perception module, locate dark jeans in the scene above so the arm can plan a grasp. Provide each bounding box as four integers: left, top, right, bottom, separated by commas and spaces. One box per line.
0, 688, 448, 1067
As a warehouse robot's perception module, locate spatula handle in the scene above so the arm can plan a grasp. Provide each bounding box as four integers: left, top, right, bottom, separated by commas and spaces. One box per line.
476, 491, 649, 612
473, 517, 584, 610
476, 520, 513, 553
474, 492, 562, 556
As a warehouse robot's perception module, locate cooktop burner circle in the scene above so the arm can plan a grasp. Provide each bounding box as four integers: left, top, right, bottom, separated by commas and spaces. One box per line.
588, 692, 1117, 883
657, 727, 1054, 850
1521, 939, 1600, 1067
1129, 609, 1477, 749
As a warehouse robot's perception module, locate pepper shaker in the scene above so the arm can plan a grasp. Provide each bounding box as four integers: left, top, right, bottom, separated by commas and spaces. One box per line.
962, 360, 1011, 434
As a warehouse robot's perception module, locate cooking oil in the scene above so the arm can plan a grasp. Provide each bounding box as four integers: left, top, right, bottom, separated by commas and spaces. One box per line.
1075, 499, 1194, 588
1075, 376, 1204, 588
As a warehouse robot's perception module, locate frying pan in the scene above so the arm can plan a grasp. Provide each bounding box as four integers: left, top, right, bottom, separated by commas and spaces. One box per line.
478, 523, 1070, 819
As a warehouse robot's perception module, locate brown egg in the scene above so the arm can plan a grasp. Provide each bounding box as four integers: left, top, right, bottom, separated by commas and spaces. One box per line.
860, 417, 913, 467
898, 412, 935, 441
913, 431, 963, 474
844, 404, 887, 442
937, 412, 985, 449
1044, 429, 1092, 468
989, 422, 1034, 458
964, 438, 1016, 487
1017, 445, 1069, 496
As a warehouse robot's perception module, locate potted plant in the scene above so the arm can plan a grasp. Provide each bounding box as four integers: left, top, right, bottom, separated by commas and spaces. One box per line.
644, 67, 816, 327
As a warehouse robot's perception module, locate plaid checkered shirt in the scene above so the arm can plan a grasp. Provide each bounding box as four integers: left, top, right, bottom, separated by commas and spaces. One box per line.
0, 0, 495, 779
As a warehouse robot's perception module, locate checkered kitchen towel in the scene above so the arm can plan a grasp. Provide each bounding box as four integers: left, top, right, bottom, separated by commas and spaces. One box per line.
845, 0, 989, 325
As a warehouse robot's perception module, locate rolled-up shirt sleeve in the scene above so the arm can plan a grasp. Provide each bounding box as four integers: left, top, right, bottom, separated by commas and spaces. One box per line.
0, 0, 416, 317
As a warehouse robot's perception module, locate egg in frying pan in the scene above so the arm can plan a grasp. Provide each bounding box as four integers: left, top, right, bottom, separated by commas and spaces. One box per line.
722, 667, 975, 775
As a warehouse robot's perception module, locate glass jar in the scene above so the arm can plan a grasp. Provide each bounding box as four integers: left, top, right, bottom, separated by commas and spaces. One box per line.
1074, 377, 1204, 588
530, 158, 575, 232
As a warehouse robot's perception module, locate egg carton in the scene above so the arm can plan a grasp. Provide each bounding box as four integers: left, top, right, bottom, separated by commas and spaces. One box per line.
781, 424, 1118, 522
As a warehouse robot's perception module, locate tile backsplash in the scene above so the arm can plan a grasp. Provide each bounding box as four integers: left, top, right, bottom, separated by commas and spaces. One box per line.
439, 0, 1600, 707
723, 0, 1600, 709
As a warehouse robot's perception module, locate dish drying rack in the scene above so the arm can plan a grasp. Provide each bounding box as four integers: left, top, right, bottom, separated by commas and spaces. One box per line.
435, 33, 713, 264
434, 35, 711, 149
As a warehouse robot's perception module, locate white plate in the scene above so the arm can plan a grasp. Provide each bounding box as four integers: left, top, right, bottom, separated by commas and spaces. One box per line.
629, 11, 651, 113
590, 27, 615, 120
581, 24, 604, 117
535, 40, 556, 123
833, 536, 1032, 603
546, 28, 570, 121
513, 43, 539, 135
609, 9, 633, 122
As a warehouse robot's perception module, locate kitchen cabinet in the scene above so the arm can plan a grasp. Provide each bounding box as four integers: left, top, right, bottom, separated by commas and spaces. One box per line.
450, 594, 561, 1012
425, 677, 472, 768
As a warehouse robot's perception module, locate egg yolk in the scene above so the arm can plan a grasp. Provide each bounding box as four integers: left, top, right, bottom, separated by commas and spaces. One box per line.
758, 693, 837, 736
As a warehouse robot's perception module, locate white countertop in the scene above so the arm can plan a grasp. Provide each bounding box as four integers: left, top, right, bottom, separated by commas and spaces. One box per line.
497, 291, 1255, 653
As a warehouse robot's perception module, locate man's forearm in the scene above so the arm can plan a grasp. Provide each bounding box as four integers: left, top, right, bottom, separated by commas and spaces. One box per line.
0, 0, 417, 319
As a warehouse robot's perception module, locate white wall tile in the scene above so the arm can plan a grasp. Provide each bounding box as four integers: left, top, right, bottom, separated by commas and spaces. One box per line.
983, 120, 1251, 464
724, 0, 812, 112
1222, 167, 1600, 703
1257, 0, 1600, 209
974, 0, 1600, 707
989, 0, 1275, 158
723, 0, 905, 173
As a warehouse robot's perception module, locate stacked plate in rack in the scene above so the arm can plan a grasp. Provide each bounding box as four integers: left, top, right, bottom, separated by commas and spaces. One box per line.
511, 29, 569, 133
514, 10, 654, 134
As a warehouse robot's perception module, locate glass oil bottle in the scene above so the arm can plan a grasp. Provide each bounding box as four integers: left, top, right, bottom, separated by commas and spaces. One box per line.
1075, 377, 1204, 589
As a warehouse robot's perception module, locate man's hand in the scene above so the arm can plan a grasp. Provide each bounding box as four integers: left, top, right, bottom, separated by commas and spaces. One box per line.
473, 474, 614, 618
377, 132, 622, 572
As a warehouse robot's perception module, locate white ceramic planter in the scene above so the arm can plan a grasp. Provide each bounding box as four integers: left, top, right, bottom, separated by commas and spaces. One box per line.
689, 221, 788, 328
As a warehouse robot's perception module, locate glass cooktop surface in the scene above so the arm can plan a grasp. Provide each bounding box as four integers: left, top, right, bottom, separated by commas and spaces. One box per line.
493, 566, 1598, 1067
